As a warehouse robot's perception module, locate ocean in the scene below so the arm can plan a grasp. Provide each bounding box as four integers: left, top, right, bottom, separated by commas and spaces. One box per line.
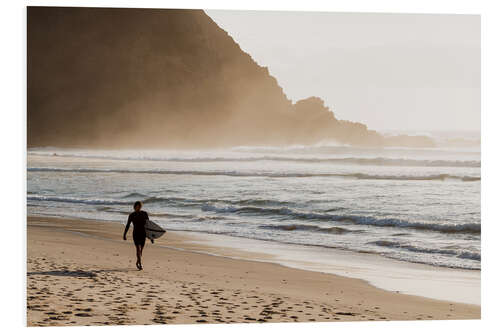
27, 139, 481, 271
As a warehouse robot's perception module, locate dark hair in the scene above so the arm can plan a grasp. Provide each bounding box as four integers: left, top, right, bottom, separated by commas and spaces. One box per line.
133, 201, 142, 209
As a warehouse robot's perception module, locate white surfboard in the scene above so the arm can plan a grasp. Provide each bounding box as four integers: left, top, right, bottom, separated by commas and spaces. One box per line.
145, 220, 166, 241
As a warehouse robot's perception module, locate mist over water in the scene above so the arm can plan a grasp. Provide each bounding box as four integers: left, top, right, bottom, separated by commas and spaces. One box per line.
27, 138, 480, 270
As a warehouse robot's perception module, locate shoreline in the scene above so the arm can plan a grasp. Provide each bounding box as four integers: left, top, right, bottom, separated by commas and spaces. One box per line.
28, 213, 481, 305
27, 216, 480, 326
158, 229, 481, 305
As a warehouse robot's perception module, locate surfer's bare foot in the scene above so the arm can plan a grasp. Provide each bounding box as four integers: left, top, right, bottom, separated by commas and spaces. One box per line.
136, 262, 141, 270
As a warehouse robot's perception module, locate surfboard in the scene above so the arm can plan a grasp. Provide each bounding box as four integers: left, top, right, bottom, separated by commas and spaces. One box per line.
145, 220, 166, 241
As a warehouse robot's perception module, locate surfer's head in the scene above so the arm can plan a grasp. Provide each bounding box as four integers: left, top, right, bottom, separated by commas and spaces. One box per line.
133, 201, 142, 212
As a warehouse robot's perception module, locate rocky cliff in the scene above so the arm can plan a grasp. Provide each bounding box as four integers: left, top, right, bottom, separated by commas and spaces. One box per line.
27, 7, 434, 148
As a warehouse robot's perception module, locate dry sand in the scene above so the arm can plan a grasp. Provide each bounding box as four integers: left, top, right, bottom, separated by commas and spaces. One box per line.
27, 216, 480, 326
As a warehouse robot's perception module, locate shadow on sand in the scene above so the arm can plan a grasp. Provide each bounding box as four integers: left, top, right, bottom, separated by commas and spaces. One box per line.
27, 268, 133, 278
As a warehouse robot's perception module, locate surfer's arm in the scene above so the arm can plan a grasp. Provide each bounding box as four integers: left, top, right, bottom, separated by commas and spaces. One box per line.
123, 215, 132, 240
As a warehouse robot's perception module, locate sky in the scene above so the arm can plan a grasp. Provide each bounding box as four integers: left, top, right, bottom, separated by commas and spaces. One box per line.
206, 10, 480, 133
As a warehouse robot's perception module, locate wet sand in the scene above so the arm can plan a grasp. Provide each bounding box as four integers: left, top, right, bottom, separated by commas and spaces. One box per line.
27, 216, 480, 326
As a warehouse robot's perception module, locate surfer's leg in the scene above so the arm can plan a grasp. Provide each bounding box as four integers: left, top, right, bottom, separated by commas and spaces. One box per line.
135, 244, 142, 270
138, 239, 146, 269
133, 234, 146, 269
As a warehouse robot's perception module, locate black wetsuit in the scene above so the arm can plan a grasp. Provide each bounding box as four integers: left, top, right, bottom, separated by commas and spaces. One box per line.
125, 211, 149, 247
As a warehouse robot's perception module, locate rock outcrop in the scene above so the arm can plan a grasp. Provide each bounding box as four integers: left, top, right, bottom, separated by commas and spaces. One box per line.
27, 7, 434, 148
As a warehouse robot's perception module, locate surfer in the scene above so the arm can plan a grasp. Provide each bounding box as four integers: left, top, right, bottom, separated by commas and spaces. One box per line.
123, 201, 149, 270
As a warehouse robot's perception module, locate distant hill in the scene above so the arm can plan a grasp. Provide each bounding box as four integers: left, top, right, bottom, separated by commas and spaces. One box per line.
27, 7, 434, 148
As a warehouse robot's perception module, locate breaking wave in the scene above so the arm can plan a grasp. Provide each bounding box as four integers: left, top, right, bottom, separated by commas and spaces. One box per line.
26, 194, 292, 209
28, 167, 480, 181
368, 240, 481, 261
27, 194, 128, 206
201, 204, 481, 235
259, 224, 361, 234
27, 151, 480, 168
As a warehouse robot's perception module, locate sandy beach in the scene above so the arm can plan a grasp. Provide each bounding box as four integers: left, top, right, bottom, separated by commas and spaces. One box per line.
27, 216, 480, 326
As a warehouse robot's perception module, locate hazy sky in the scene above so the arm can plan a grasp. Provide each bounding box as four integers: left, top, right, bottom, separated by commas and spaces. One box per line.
206, 10, 480, 132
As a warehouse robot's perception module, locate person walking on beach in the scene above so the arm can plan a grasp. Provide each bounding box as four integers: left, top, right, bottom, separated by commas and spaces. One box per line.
123, 201, 149, 270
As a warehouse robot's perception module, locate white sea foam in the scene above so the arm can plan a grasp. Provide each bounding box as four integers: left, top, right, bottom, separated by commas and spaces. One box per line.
28, 151, 480, 167
28, 167, 480, 181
